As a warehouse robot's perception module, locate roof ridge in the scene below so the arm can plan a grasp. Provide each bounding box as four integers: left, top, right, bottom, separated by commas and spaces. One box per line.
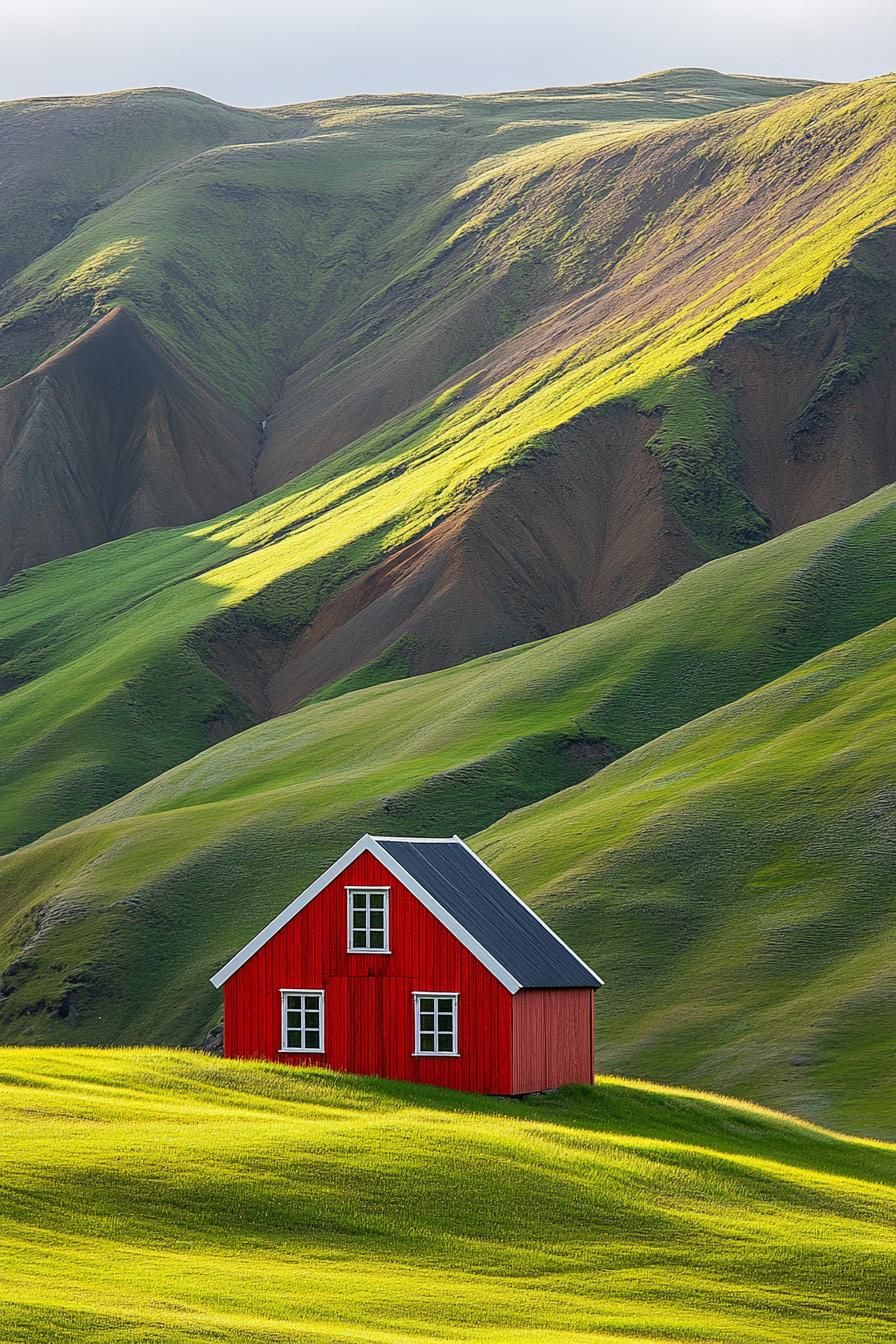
369, 834, 460, 843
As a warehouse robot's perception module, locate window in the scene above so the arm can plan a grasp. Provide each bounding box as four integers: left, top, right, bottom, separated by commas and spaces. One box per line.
414, 993, 458, 1056
280, 990, 324, 1053
347, 887, 389, 952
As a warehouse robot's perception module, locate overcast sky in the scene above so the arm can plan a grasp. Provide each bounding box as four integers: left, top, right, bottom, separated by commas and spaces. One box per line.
3, 0, 894, 106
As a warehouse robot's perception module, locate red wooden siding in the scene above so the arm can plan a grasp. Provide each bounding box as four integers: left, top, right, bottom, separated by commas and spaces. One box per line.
511, 988, 594, 1093
223, 850, 515, 1093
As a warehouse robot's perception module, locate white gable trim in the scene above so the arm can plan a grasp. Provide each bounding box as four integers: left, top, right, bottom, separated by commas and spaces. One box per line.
450, 835, 604, 988
365, 838, 521, 993
210, 835, 522, 993
210, 835, 373, 989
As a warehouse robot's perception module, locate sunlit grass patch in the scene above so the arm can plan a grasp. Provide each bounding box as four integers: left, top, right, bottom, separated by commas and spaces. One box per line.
0, 1049, 893, 1343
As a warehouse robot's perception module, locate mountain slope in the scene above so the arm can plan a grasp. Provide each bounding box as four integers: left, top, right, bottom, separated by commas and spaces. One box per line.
0, 87, 289, 288
0, 71, 818, 581
2, 1050, 894, 1343
0, 486, 893, 1138
0, 307, 257, 577
3, 77, 896, 847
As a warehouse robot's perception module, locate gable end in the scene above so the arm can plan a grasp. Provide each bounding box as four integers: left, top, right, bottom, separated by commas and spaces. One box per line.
210, 836, 523, 993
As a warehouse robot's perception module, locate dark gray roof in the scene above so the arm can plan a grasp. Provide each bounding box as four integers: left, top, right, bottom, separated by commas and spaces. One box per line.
375, 837, 602, 990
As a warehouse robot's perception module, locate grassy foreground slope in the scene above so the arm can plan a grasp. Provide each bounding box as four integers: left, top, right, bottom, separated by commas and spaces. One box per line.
0, 486, 893, 1137
1, 1049, 894, 1344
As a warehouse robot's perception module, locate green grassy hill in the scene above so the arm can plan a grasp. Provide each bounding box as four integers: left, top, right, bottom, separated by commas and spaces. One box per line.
0, 485, 893, 1134
479, 611, 896, 1136
1, 70, 895, 1141
1, 1049, 893, 1343
3, 76, 896, 847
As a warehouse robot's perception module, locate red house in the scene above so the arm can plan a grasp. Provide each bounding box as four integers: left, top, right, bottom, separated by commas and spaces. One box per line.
211, 834, 602, 1094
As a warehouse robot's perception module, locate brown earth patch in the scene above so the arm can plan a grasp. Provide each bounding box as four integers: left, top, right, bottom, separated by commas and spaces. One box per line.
714, 229, 896, 533
722, 335, 896, 533
0, 307, 258, 580
262, 404, 699, 711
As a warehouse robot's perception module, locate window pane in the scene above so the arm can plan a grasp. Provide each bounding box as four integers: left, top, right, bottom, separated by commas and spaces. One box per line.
418, 998, 434, 1014
438, 1033, 454, 1052
351, 929, 367, 948
352, 911, 367, 929
285, 995, 302, 1012
369, 930, 384, 949
369, 910, 384, 929
368, 892, 384, 909
419, 1013, 435, 1033
286, 1028, 302, 1048
351, 892, 366, 911
304, 1012, 320, 1029
305, 1029, 320, 1050
419, 1032, 435, 1053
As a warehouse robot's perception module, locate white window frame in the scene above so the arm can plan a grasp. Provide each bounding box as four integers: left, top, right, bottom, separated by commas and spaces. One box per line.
346, 886, 390, 954
413, 992, 459, 1057
280, 989, 325, 1054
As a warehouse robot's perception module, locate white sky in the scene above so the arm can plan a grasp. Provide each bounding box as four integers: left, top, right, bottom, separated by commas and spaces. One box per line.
2, 0, 894, 106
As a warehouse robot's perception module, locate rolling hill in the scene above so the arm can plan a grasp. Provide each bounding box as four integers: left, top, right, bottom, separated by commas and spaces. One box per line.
0, 484, 893, 1134
1, 1050, 894, 1343
1, 68, 895, 1140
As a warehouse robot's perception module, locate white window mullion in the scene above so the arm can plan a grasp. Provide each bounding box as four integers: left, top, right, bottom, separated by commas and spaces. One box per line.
280, 989, 325, 1053
346, 887, 390, 953
413, 992, 458, 1056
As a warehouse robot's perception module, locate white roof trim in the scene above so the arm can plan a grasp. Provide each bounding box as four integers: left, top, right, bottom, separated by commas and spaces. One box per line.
210, 834, 522, 993
366, 838, 521, 993
451, 835, 604, 988
210, 834, 374, 989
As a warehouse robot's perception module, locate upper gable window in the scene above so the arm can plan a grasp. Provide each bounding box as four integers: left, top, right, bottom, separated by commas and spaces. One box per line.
347, 887, 390, 952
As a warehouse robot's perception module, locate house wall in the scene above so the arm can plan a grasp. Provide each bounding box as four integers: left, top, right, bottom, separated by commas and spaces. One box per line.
511, 988, 594, 1093
223, 849, 515, 1093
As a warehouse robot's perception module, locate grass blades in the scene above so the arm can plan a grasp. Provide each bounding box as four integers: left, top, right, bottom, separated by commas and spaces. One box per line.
0, 1049, 894, 1343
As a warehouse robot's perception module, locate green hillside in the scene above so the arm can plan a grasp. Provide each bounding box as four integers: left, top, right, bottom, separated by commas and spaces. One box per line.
0, 486, 893, 1136
479, 612, 896, 1136
1, 1049, 894, 1343
0, 88, 281, 288
0, 71, 811, 404
3, 77, 896, 848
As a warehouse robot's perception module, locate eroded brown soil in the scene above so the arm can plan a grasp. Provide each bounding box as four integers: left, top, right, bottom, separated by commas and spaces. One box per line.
0, 308, 258, 580
264, 406, 699, 709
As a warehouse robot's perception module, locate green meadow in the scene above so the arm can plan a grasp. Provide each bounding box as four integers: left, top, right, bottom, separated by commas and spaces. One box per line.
1, 1049, 894, 1344
1, 484, 893, 1134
